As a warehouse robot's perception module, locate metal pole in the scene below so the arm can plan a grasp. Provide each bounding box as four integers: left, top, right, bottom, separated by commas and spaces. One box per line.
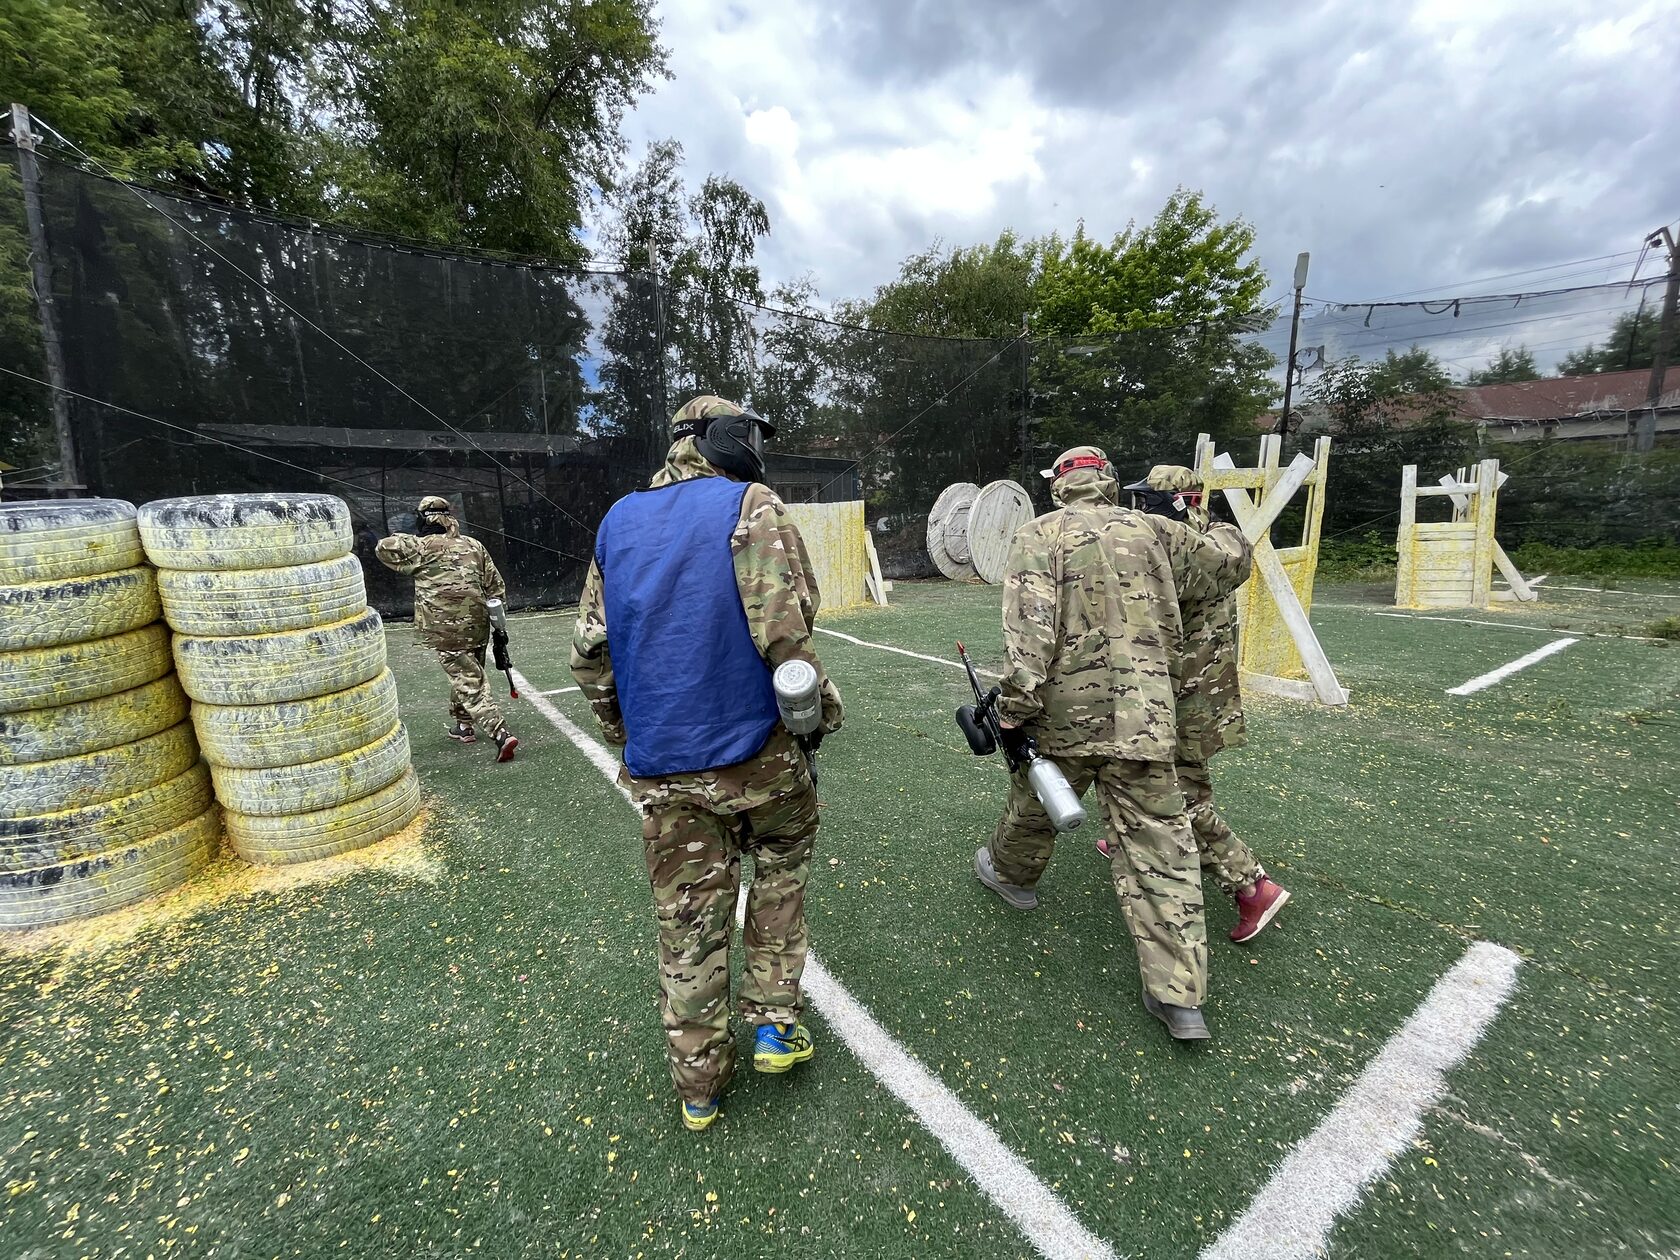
1277, 251, 1310, 445
1638, 227, 1678, 453
1019, 313, 1031, 491
9, 103, 81, 489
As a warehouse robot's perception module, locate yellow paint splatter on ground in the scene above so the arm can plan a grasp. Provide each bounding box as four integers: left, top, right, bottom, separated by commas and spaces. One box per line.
0, 805, 439, 958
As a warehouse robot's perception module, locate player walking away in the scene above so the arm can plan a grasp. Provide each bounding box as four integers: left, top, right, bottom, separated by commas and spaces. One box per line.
570, 395, 844, 1130
1118, 465, 1289, 943
375, 495, 518, 762
975, 447, 1250, 1041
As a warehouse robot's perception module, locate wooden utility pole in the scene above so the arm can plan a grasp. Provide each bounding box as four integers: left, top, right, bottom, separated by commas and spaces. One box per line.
1639, 226, 1679, 453
8, 103, 81, 490
1276, 251, 1310, 443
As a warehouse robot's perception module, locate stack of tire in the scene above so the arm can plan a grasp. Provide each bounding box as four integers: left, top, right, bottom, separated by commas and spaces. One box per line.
137, 493, 421, 866
0, 500, 219, 930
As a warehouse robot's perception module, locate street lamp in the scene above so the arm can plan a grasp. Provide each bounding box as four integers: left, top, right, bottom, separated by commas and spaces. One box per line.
1277, 251, 1310, 442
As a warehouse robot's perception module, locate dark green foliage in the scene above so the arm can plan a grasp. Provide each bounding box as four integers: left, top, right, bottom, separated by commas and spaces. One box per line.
1558, 305, 1661, 375
1465, 345, 1540, 385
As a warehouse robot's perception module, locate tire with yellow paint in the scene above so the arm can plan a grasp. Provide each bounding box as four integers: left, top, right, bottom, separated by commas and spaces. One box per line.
157, 554, 367, 635
0, 499, 144, 584
0, 566, 161, 651
173, 607, 385, 705
0, 623, 172, 715
211, 722, 409, 817
190, 669, 400, 770
138, 493, 352, 572
0, 674, 188, 766
0, 806, 219, 930
225, 767, 422, 866
0, 720, 199, 820
0, 761, 212, 868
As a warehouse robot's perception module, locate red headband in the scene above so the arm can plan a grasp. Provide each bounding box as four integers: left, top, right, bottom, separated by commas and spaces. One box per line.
1055, 454, 1109, 478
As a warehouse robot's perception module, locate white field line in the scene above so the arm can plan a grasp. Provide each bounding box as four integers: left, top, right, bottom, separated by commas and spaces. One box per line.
1542, 583, 1680, 599
538, 686, 580, 696
815, 625, 965, 670
1202, 941, 1522, 1260
1366, 610, 1663, 644
1446, 637, 1578, 696
508, 668, 1117, 1260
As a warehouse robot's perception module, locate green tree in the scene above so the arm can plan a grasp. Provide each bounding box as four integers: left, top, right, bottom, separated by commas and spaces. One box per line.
1366, 344, 1451, 395
667, 174, 770, 398
1029, 190, 1276, 480
866, 232, 1039, 338
1465, 346, 1540, 385
1558, 305, 1661, 375
313, 0, 667, 258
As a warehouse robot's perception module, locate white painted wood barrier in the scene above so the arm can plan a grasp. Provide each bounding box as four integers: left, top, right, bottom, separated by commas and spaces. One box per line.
1395, 459, 1536, 610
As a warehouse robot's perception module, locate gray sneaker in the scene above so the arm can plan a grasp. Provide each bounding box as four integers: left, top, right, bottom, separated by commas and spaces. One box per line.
1142, 993, 1211, 1041
974, 846, 1039, 910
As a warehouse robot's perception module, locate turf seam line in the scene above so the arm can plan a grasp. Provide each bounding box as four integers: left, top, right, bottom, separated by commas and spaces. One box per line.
1446, 637, 1578, 695
508, 666, 1119, 1260
1201, 940, 1522, 1260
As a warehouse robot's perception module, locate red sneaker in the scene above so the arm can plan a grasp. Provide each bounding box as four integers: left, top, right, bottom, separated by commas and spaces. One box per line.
1230, 876, 1289, 943
495, 732, 519, 763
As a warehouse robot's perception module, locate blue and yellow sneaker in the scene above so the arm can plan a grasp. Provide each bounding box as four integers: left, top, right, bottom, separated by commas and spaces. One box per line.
680, 1098, 720, 1132
753, 1022, 815, 1074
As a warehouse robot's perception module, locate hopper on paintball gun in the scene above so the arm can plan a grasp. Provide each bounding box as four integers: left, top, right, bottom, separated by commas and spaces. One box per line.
954, 641, 1086, 833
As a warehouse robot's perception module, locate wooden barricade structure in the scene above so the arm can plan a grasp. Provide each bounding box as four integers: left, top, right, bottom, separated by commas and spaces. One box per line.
1394, 459, 1536, 609
786, 501, 888, 610
1194, 433, 1349, 706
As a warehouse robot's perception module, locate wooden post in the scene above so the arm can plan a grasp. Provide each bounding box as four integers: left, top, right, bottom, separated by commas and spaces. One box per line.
1469, 457, 1500, 608
8, 103, 80, 488
1396, 464, 1418, 606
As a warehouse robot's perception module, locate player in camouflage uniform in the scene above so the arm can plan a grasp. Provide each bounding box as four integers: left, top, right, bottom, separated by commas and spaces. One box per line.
1118, 465, 1289, 943
570, 396, 844, 1130
975, 446, 1251, 1040
375, 495, 518, 762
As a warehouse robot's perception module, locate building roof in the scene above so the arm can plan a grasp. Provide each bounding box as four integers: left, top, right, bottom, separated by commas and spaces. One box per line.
1459, 369, 1680, 422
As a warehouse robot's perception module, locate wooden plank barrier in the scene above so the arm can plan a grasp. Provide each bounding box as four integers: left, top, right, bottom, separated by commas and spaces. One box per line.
1394, 459, 1536, 610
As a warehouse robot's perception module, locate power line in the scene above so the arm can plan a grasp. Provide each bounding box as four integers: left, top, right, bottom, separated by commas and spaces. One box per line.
0, 364, 594, 566
1352, 250, 1645, 303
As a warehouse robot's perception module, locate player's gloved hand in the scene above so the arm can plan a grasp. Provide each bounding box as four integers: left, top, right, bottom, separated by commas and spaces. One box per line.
998, 723, 1033, 760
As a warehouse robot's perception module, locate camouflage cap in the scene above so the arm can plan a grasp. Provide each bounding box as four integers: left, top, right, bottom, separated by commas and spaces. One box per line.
417, 495, 453, 514
1146, 465, 1200, 493
1040, 446, 1112, 481
670, 395, 745, 440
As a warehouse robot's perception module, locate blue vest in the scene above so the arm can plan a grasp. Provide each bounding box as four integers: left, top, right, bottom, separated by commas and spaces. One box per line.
595, 477, 780, 778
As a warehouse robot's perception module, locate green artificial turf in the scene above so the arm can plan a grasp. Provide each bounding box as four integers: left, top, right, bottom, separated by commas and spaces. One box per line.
3, 579, 1677, 1258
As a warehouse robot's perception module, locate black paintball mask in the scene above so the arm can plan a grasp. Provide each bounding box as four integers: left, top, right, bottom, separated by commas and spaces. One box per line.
677, 406, 777, 484
1122, 477, 1197, 523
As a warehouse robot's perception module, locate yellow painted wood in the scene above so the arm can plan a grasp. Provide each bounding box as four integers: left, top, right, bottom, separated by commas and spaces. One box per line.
1394, 457, 1532, 610
785, 501, 873, 611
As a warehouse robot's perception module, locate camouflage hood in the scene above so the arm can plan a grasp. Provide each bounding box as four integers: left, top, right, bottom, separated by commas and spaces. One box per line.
1045, 445, 1118, 507
650, 436, 723, 487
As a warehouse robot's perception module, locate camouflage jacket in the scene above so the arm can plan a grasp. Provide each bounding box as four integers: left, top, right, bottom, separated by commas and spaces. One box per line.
570, 438, 845, 812
374, 521, 506, 651
997, 467, 1251, 763
1175, 540, 1250, 763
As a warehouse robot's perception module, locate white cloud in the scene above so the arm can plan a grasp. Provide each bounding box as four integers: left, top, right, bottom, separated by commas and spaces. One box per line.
623, 0, 1679, 344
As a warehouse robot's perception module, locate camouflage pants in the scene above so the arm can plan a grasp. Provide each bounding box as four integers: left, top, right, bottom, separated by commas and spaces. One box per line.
989, 755, 1207, 1006
642, 781, 819, 1104
436, 647, 508, 741
1179, 760, 1262, 897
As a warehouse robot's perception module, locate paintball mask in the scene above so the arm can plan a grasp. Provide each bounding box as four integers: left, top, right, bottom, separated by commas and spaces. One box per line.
674, 401, 777, 484
1123, 467, 1201, 523
416, 494, 453, 536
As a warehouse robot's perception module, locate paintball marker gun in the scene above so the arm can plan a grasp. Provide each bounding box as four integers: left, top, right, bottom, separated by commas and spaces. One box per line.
773, 659, 822, 787
954, 642, 1086, 833
486, 598, 519, 699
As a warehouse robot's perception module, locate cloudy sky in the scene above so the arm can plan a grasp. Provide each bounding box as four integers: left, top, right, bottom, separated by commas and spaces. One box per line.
621, 0, 1678, 369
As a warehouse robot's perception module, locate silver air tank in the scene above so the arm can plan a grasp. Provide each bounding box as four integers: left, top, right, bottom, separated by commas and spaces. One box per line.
1026, 756, 1087, 832
772, 659, 822, 736
486, 597, 508, 634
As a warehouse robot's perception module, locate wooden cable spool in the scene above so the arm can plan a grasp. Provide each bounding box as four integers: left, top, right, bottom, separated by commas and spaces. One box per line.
926, 483, 979, 581
925, 479, 1034, 584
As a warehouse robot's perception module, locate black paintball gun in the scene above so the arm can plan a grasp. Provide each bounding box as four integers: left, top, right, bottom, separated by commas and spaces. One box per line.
486, 598, 519, 699
954, 641, 1086, 832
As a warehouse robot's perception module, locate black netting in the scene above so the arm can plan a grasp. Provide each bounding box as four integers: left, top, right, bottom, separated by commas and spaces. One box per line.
4, 147, 1676, 610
